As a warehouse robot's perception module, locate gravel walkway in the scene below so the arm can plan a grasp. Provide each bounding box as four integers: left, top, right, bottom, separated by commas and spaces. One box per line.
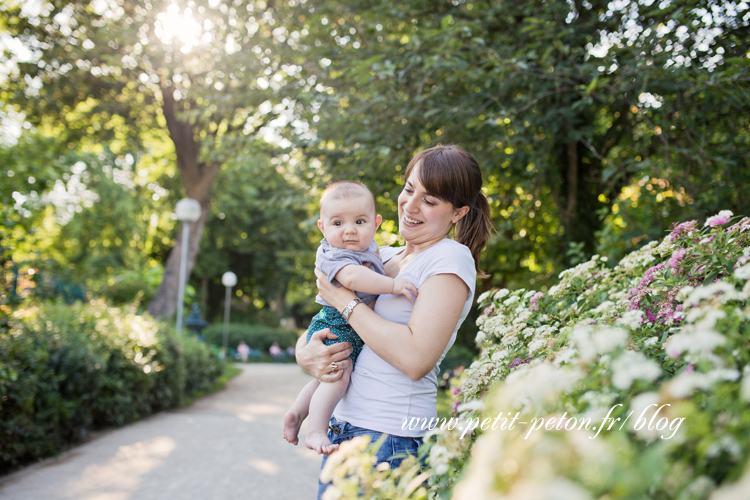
0, 363, 321, 500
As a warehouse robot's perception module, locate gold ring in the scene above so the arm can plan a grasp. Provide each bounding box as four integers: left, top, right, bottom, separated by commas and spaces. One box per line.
329, 362, 338, 370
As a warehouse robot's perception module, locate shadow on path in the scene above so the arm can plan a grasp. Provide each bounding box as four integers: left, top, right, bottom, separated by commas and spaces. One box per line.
0, 364, 321, 500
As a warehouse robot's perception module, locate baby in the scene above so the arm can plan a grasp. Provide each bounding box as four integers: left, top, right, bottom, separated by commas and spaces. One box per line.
282, 181, 417, 454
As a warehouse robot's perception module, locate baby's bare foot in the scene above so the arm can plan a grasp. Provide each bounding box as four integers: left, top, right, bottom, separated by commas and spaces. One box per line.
283, 410, 303, 445
305, 431, 339, 455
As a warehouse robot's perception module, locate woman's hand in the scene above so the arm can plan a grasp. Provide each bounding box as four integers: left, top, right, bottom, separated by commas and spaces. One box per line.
315, 268, 357, 311
296, 328, 353, 382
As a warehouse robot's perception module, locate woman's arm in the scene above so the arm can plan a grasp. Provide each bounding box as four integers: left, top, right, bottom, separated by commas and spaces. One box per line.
335, 265, 417, 301
316, 269, 469, 381
295, 329, 353, 382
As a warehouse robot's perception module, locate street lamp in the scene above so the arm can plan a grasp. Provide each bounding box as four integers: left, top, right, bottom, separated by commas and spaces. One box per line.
221, 271, 238, 359
175, 198, 202, 334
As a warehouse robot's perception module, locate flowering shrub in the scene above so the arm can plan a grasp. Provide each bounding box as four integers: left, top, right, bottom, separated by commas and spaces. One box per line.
321, 212, 750, 499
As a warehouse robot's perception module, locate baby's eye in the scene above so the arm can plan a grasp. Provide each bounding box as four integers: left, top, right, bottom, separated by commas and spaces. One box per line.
333, 221, 342, 226
356, 219, 367, 225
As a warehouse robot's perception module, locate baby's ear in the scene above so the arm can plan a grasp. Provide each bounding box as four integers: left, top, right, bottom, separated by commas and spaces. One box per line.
317, 219, 325, 234
375, 214, 382, 229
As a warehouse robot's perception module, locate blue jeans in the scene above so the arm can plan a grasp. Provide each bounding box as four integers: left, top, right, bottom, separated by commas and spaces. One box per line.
317, 417, 423, 499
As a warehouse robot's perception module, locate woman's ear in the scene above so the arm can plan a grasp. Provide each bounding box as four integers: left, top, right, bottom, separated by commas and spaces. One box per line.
453, 206, 470, 224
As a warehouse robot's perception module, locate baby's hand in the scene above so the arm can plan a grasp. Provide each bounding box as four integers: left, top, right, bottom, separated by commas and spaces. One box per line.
392, 278, 418, 302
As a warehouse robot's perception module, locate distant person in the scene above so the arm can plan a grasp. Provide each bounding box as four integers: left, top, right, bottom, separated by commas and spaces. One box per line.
282, 181, 417, 455
286, 345, 296, 358
237, 341, 250, 362
269, 342, 285, 362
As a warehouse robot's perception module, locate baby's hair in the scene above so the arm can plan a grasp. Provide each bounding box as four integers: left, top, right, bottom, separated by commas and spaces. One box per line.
320, 181, 376, 213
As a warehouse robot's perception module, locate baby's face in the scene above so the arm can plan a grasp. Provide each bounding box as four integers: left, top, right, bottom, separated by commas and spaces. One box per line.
318, 194, 381, 252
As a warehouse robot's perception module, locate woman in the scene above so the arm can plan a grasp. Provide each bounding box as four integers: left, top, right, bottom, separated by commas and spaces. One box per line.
296, 145, 493, 497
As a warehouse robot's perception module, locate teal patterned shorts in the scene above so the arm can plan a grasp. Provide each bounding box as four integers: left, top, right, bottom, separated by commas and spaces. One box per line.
306, 306, 364, 362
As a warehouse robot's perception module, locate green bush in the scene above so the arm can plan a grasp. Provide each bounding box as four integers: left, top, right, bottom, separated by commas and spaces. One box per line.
201, 322, 299, 353
0, 299, 223, 473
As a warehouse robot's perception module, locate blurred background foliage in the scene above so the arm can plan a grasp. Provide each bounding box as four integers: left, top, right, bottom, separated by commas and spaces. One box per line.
1, 0, 748, 357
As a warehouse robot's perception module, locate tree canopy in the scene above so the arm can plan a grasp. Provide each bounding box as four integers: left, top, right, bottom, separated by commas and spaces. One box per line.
2, 0, 748, 328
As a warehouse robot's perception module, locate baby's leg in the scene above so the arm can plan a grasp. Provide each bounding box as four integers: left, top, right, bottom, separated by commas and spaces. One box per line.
305, 365, 352, 455
283, 379, 319, 445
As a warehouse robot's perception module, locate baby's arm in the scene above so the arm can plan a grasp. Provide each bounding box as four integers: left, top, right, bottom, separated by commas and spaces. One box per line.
335, 264, 417, 301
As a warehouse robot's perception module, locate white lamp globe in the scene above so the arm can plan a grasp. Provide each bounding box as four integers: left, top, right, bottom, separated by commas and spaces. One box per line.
222, 271, 238, 288
175, 198, 202, 222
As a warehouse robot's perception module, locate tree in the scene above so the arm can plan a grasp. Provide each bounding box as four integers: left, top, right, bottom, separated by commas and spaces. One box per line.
1, 0, 288, 318
271, 0, 750, 282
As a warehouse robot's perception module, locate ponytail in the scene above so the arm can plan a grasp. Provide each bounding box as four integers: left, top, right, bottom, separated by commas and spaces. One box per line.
455, 192, 493, 279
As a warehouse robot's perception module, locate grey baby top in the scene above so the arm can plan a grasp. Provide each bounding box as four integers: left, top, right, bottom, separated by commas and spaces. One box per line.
315, 238, 386, 307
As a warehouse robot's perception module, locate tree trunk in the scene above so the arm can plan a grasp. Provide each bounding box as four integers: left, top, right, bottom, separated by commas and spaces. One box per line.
147, 86, 220, 319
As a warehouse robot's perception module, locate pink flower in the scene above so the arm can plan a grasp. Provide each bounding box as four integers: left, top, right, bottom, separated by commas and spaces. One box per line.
529, 292, 544, 311
452, 400, 461, 413
704, 210, 733, 228
669, 220, 698, 242
668, 249, 687, 270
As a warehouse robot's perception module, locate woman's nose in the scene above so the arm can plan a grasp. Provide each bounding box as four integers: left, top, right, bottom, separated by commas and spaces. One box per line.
404, 195, 419, 213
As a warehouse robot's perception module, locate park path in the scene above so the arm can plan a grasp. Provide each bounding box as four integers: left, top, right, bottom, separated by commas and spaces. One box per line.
0, 364, 322, 500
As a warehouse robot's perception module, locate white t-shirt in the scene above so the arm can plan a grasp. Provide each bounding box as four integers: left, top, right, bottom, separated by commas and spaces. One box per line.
333, 238, 476, 437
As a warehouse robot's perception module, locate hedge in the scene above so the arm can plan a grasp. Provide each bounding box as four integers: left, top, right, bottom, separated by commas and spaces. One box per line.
200, 322, 299, 354
0, 299, 223, 473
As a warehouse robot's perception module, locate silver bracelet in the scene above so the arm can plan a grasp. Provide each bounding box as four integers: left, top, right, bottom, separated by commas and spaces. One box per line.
341, 298, 363, 321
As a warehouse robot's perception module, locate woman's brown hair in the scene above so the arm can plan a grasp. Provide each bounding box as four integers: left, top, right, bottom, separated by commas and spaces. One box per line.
404, 145, 494, 278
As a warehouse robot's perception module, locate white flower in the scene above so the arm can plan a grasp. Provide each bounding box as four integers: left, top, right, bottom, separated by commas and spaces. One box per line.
611, 351, 661, 390
719, 210, 734, 218
706, 435, 743, 460
498, 362, 585, 412
735, 264, 750, 281
684, 476, 715, 499
527, 337, 548, 355
593, 300, 615, 314
504, 295, 521, 306
668, 369, 739, 398
643, 336, 659, 346
592, 327, 629, 353
616, 310, 645, 330
429, 445, 451, 475
495, 288, 510, 299
491, 348, 509, 364
477, 290, 492, 303
554, 347, 577, 365
457, 400, 485, 413
628, 392, 661, 440
685, 281, 742, 306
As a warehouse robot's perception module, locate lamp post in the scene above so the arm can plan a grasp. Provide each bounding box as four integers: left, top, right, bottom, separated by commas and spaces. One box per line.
175, 198, 202, 334
221, 271, 237, 359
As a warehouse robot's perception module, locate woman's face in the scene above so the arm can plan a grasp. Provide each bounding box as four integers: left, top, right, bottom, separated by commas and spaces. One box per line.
397, 164, 467, 247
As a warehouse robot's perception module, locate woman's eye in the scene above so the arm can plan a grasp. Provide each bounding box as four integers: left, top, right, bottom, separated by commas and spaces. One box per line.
424, 199, 436, 206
